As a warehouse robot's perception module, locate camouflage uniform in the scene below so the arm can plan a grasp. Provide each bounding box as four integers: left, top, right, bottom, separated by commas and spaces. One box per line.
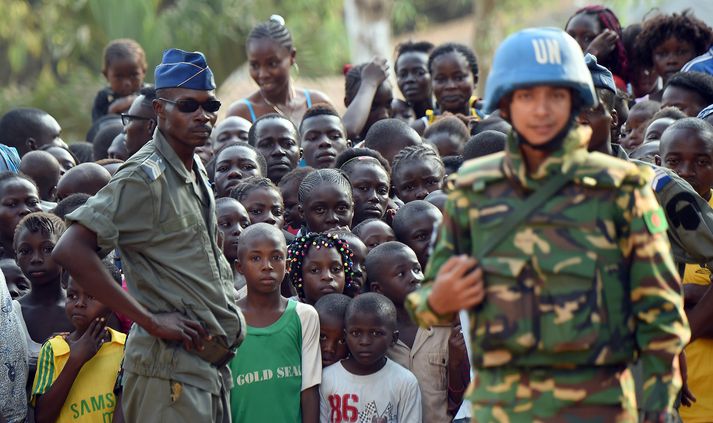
407, 127, 690, 422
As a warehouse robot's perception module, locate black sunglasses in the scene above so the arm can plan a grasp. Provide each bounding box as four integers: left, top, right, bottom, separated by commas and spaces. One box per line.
121, 113, 154, 126
159, 98, 221, 113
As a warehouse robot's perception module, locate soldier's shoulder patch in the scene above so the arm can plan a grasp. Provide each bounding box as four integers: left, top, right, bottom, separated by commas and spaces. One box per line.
456, 152, 506, 190
139, 152, 166, 182
577, 152, 645, 188
643, 207, 668, 234
651, 168, 673, 193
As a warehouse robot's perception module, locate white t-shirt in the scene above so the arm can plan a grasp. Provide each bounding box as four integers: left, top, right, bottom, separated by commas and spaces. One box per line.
320, 358, 422, 423
0, 271, 29, 423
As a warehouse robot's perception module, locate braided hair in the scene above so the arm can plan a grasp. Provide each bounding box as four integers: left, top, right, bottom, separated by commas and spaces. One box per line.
391, 144, 444, 180
287, 232, 357, 299
298, 168, 353, 206
428, 43, 479, 81
246, 15, 293, 52
566, 6, 629, 82
394, 41, 434, 72
13, 212, 65, 249
229, 176, 279, 202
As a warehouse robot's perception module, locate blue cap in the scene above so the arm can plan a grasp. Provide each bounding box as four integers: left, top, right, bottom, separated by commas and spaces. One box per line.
154, 48, 216, 90
584, 54, 616, 93
0, 144, 20, 173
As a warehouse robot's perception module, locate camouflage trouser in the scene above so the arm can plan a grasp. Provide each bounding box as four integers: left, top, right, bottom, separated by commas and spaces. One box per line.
470, 366, 637, 423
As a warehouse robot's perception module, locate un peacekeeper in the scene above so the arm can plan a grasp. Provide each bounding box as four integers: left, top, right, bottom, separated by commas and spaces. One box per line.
53, 49, 244, 422
406, 28, 689, 422
580, 53, 713, 277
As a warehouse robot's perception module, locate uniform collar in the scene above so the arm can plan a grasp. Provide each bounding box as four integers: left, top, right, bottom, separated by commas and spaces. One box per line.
504, 125, 592, 190
153, 129, 207, 183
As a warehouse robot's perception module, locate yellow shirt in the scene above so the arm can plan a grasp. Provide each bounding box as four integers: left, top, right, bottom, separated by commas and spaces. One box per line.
31, 328, 126, 422
680, 191, 713, 423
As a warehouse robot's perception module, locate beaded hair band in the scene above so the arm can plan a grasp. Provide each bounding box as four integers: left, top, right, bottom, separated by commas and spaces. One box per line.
287, 232, 357, 298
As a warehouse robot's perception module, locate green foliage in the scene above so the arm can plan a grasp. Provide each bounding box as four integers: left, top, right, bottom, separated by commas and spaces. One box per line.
0, 0, 348, 141
392, 0, 472, 34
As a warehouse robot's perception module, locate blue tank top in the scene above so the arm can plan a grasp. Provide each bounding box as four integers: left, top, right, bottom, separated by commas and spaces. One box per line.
241, 90, 312, 123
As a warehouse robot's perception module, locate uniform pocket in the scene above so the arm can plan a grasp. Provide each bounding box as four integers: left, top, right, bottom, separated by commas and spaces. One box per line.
427, 351, 448, 390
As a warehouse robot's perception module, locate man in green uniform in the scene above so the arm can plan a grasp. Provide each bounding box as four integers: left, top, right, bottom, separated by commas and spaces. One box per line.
53, 49, 243, 422
406, 28, 689, 422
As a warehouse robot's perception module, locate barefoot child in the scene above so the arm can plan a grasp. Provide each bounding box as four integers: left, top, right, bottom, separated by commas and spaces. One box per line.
230, 223, 321, 423
319, 292, 421, 422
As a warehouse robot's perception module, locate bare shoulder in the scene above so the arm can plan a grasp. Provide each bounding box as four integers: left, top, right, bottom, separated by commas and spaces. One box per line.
303, 89, 333, 107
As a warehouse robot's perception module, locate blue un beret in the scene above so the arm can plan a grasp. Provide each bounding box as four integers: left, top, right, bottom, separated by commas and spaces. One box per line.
154, 48, 216, 91
584, 53, 616, 94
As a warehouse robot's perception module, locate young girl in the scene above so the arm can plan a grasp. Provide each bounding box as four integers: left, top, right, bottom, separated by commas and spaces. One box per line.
395, 41, 435, 120
428, 43, 483, 123
230, 176, 285, 229
211, 141, 267, 198
227, 16, 332, 127
0, 172, 42, 260
339, 155, 391, 226
297, 169, 354, 233
92, 38, 147, 122
278, 167, 315, 234
342, 59, 393, 141
287, 232, 357, 305
391, 144, 445, 203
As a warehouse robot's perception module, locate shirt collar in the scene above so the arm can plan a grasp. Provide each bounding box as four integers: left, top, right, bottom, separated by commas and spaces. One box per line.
154, 129, 206, 183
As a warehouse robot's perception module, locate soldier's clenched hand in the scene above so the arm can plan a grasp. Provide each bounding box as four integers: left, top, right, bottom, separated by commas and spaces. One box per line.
428, 255, 484, 315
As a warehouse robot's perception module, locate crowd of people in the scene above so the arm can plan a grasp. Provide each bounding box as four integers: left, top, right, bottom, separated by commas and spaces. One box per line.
1, 5, 713, 423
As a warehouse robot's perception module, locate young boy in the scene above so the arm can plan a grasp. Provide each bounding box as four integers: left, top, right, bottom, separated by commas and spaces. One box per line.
299, 104, 349, 169
407, 27, 687, 421
31, 258, 126, 423
367, 241, 469, 422
423, 115, 470, 157
314, 293, 352, 368
619, 100, 660, 152
230, 223, 321, 423
392, 200, 442, 270
351, 218, 396, 252
19, 150, 61, 204
319, 292, 421, 422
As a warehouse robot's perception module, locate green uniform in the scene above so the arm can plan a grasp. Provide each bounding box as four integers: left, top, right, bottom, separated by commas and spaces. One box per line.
67, 130, 243, 422
406, 127, 690, 421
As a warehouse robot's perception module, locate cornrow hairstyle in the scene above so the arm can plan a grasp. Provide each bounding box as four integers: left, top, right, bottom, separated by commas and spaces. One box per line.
566, 5, 629, 81
314, 293, 352, 320
665, 71, 713, 106
635, 10, 713, 69
208, 141, 268, 181
345, 63, 367, 106
423, 116, 469, 140
278, 166, 314, 189
298, 168, 353, 206
247, 113, 297, 147
13, 211, 66, 250
287, 232, 357, 299
103, 38, 147, 74
246, 15, 293, 52
0, 170, 38, 193
428, 43, 479, 81
394, 40, 435, 72
229, 176, 279, 203
335, 148, 391, 174
651, 106, 688, 121
391, 144, 444, 180
299, 103, 343, 133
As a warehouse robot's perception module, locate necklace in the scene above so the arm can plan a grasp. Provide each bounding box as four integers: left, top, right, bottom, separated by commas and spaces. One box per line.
260, 86, 296, 118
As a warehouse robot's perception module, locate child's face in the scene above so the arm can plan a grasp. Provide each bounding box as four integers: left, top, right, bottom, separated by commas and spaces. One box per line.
45, 146, 76, 176
652, 37, 695, 83
253, 118, 299, 183
0, 179, 41, 241
280, 181, 302, 230
431, 51, 475, 114
662, 86, 707, 117
302, 246, 346, 304
658, 128, 713, 199
65, 278, 110, 333
393, 159, 444, 204
390, 99, 415, 124
363, 81, 394, 136
242, 187, 285, 229
236, 230, 287, 295
371, 247, 423, 306
401, 209, 442, 269
644, 118, 675, 143
319, 314, 348, 367
300, 115, 348, 169
426, 130, 464, 157
508, 86, 571, 147
300, 184, 354, 233
105, 58, 145, 97
247, 38, 294, 97
565, 13, 601, 53
345, 313, 397, 371
0, 260, 31, 300
214, 118, 251, 151
578, 95, 614, 152
358, 221, 396, 252
14, 228, 61, 286
630, 66, 658, 98
396, 51, 432, 104
619, 109, 651, 151
214, 145, 263, 198
217, 200, 250, 262
348, 163, 390, 225
343, 236, 367, 296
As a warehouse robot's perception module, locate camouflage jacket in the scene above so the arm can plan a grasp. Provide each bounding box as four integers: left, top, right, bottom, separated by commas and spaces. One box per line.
406, 127, 690, 411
